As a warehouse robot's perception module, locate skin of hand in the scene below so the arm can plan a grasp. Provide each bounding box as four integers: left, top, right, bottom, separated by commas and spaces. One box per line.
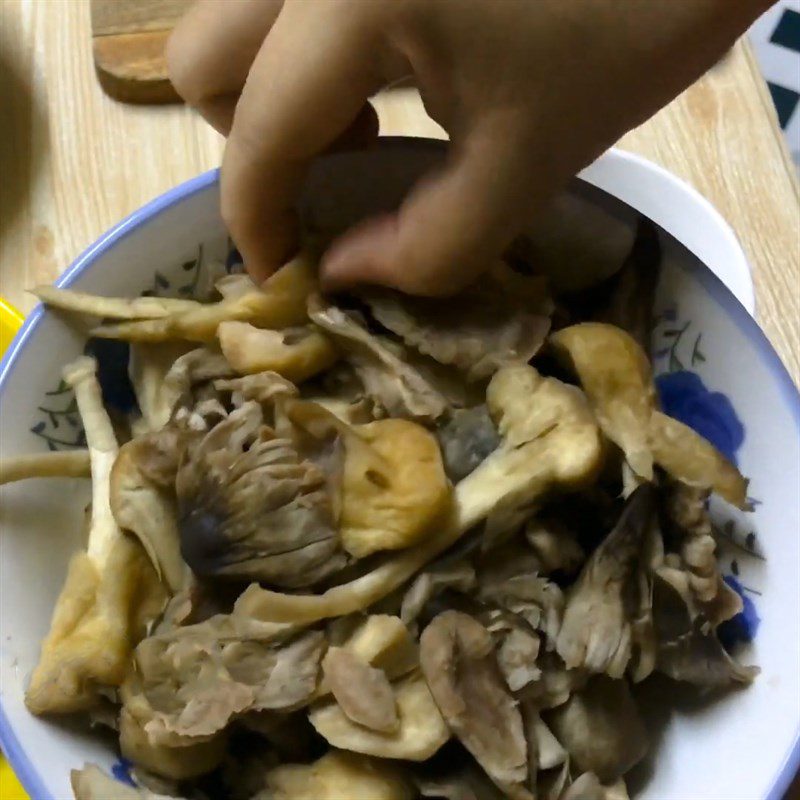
168, 0, 772, 296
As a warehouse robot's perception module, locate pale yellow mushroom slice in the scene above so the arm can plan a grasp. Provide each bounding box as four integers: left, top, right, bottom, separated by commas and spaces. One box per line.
309, 671, 449, 761
650, 410, 749, 508
322, 647, 399, 733
550, 322, 750, 506
33, 286, 197, 319
214, 272, 255, 299
71, 763, 182, 800
340, 418, 452, 558
91, 254, 318, 343
119, 705, 226, 781
218, 321, 338, 382
128, 342, 194, 432
316, 615, 418, 700
0, 450, 90, 485
337, 615, 419, 680
266, 750, 414, 800
550, 322, 656, 480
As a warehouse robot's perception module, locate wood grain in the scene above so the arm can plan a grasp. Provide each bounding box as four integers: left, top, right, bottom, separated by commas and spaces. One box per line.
1, 0, 797, 391
90, 0, 191, 35
90, 0, 192, 102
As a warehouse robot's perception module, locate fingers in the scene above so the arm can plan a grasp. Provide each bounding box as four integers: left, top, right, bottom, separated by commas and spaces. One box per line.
167, 0, 284, 134
320, 119, 560, 296
221, 1, 386, 282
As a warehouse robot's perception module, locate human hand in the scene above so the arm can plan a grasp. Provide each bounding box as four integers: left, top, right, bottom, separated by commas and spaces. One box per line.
168, 0, 770, 295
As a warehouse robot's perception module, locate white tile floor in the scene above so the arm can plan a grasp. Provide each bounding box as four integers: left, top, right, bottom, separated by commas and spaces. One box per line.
749, 0, 800, 166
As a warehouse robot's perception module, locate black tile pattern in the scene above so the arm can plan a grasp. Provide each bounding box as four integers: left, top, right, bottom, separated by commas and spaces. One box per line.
767, 81, 800, 128
770, 8, 800, 53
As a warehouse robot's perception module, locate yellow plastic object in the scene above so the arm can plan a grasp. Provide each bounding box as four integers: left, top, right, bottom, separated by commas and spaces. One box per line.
0, 297, 23, 355
0, 759, 29, 800
0, 297, 29, 800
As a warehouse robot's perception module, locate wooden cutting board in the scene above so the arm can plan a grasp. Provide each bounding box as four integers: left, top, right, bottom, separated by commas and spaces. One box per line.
90, 0, 192, 103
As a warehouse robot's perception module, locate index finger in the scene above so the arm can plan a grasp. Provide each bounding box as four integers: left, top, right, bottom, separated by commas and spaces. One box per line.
221, 0, 386, 281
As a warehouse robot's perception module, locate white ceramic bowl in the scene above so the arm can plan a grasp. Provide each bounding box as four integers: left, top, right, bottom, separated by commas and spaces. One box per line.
0, 141, 797, 800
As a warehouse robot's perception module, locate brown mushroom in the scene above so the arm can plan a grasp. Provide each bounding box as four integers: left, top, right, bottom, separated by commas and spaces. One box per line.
308, 294, 449, 422
420, 611, 531, 799
556, 485, 656, 678
309, 671, 450, 761
359, 265, 551, 382
322, 647, 399, 733
544, 675, 649, 784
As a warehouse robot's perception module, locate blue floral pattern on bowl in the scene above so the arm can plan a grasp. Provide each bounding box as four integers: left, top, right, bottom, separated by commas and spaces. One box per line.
656, 370, 745, 465
653, 304, 764, 640
719, 575, 761, 647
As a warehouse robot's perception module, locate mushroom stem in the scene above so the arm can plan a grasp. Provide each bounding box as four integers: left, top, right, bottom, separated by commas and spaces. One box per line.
0, 450, 90, 485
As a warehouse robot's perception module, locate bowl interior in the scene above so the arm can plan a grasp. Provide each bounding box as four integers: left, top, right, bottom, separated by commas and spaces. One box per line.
0, 143, 798, 800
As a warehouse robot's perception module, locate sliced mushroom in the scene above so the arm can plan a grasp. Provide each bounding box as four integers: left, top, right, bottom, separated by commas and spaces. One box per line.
309, 671, 450, 761
522, 703, 567, 771
560, 773, 630, 800
550, 323, 749, 506
215, 369, 299, 406
660, 480, 734, 612
477, 542, 564, 645
89, 253, 318, 343
650, 411, 749, 509
550, 322, 656, 479
556, 485, 656, 678
34, 286, 197, 319
218, 321, 338, 382
359, 266, 551, 381
129, 622, 324, 743
111, 433, 189, 594
401, 561, 477, 625
308, 295, 449, 422
119, 704, 226, 780
322, 647, 399, 733
265, 750, 414, 800
0, 450, 90, 485
129, 342, 194, 432
652, 573, 758, 687
158, 347, 235, 425
339, 417, 452, 558
71, 763, 183, 800
544, 676, 649, 783
522, 651, 588, 710
215, 271, 256, 300
420, 611, 531, 798
329, 614, 419, 682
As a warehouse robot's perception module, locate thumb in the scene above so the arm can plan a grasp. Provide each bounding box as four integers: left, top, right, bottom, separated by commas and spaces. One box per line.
320, 123, 560, 296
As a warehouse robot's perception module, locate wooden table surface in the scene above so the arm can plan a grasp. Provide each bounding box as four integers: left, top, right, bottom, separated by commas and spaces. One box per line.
0, 1, 799, 797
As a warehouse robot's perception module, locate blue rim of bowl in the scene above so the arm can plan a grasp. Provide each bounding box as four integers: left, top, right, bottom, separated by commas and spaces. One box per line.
0, 142, 798, 800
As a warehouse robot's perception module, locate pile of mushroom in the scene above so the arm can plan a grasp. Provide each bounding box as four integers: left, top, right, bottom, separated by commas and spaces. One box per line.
2, 224, 757, 800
